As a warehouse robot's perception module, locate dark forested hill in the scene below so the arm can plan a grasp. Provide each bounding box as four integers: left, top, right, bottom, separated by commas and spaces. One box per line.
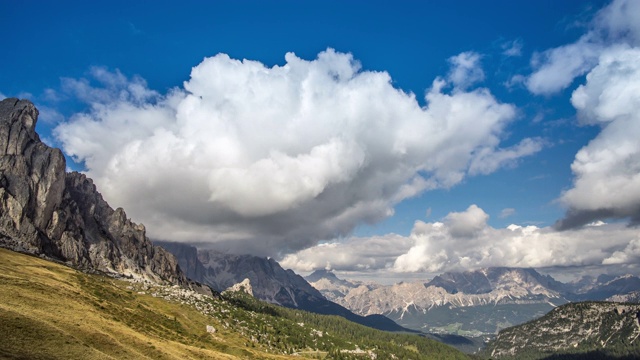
481, 301, 640, 359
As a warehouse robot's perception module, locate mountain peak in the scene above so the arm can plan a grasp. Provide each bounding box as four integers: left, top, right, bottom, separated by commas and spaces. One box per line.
425, 266, 564, 295
0, 99, 186, 284
306, 269, 339, 282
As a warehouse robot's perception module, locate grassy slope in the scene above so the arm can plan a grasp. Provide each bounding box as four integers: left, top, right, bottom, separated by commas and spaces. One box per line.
0, 248, 468, 360
0, 247, 285, 360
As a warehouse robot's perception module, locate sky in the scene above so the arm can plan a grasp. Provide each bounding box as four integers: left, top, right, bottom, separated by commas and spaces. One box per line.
2, 0, 640, 282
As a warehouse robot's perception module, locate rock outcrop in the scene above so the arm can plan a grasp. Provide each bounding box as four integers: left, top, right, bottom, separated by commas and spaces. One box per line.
223, 278, 254, 296
0, 98, 186, 284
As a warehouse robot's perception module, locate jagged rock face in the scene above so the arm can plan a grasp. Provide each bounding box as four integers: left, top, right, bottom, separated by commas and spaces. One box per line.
154, 240, 207, 282
155, 241, 321, 306
0, 99, 66, 255
0, 98, 185, 284
197, 249, 323, 307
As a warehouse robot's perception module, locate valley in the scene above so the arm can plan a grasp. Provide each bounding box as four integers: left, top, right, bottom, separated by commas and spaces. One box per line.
306, 268, 640, 336
2, 90, 640, 359
0, 247, 467, 359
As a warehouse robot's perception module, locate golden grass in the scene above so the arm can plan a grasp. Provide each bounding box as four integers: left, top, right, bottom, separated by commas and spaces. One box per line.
0, 248, 292, 360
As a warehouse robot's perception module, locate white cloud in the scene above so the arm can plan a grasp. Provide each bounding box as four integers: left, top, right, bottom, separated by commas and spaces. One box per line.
602, 238, 640, 265
499, 208, 516, 219
447, 51, 485, 90
444, 204, 489, 238
61, 66, 158, 105
280, 234, 413, 272
393, 215, 640, 273
0, 92, 6, 100
502, 39, 523, 57
282, 204, 640, 275
526, 37, 602, 95
521, 0, 640, 228
54, 49, 540, 256
594, 0, 640, 45
468, 137, 544, 175
526, 0, 640, 95
557, 46, 640, 228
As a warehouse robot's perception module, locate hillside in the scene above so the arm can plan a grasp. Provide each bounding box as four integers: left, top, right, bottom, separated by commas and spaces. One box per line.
0, 248, 468, 359
157, 241, 409, 333
481, 301, 640, 359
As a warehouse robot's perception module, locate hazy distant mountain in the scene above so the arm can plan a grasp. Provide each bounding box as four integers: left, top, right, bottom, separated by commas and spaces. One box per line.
426, 267, 566, 295
568, 274, 640, 301
608, 290, 640, 303
307, 268, 640, 336
157, 241, 409, 332
482, 302, 640, 359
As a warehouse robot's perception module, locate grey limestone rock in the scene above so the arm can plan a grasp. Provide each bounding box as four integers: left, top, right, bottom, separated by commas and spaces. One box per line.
0, 98, 186, 284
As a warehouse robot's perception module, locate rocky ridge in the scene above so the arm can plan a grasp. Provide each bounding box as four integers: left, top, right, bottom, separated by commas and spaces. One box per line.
0, 98, 186, 284
307, 268, 640, 335
309, 267, 567, 316
482, 302, 640, 359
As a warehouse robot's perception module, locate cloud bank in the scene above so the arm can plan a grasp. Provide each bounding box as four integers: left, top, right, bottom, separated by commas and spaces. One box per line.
53, 49, 540, 256
558, 46, 640, 228
525, 0, 640, 229
282, 205, 640, 275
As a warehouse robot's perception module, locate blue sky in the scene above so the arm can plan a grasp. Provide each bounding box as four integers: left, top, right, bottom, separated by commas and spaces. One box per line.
2, 0, 639, 279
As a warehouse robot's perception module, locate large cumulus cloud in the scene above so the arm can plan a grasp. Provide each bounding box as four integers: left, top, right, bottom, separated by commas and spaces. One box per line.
556, 46, 640, 228
282, 205, 640, 275
525, 0, 640, 229
54, 49, 540, 256
526, 0, 640, 95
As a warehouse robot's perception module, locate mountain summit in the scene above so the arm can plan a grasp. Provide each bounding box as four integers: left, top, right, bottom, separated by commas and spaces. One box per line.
0, 99, 185, 284
308, 267, 640, 335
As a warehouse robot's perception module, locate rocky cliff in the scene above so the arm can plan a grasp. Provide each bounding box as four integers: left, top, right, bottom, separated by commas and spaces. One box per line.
0, 98, 185, 284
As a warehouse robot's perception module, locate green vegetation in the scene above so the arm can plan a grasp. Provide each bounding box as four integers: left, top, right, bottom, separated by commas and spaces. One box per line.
0, 248, 467, 359
223, 290, 468, 359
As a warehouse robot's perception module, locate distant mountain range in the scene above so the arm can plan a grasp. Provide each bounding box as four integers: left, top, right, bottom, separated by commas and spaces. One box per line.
306, 267, 640, 336
155, 241, 409, 333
